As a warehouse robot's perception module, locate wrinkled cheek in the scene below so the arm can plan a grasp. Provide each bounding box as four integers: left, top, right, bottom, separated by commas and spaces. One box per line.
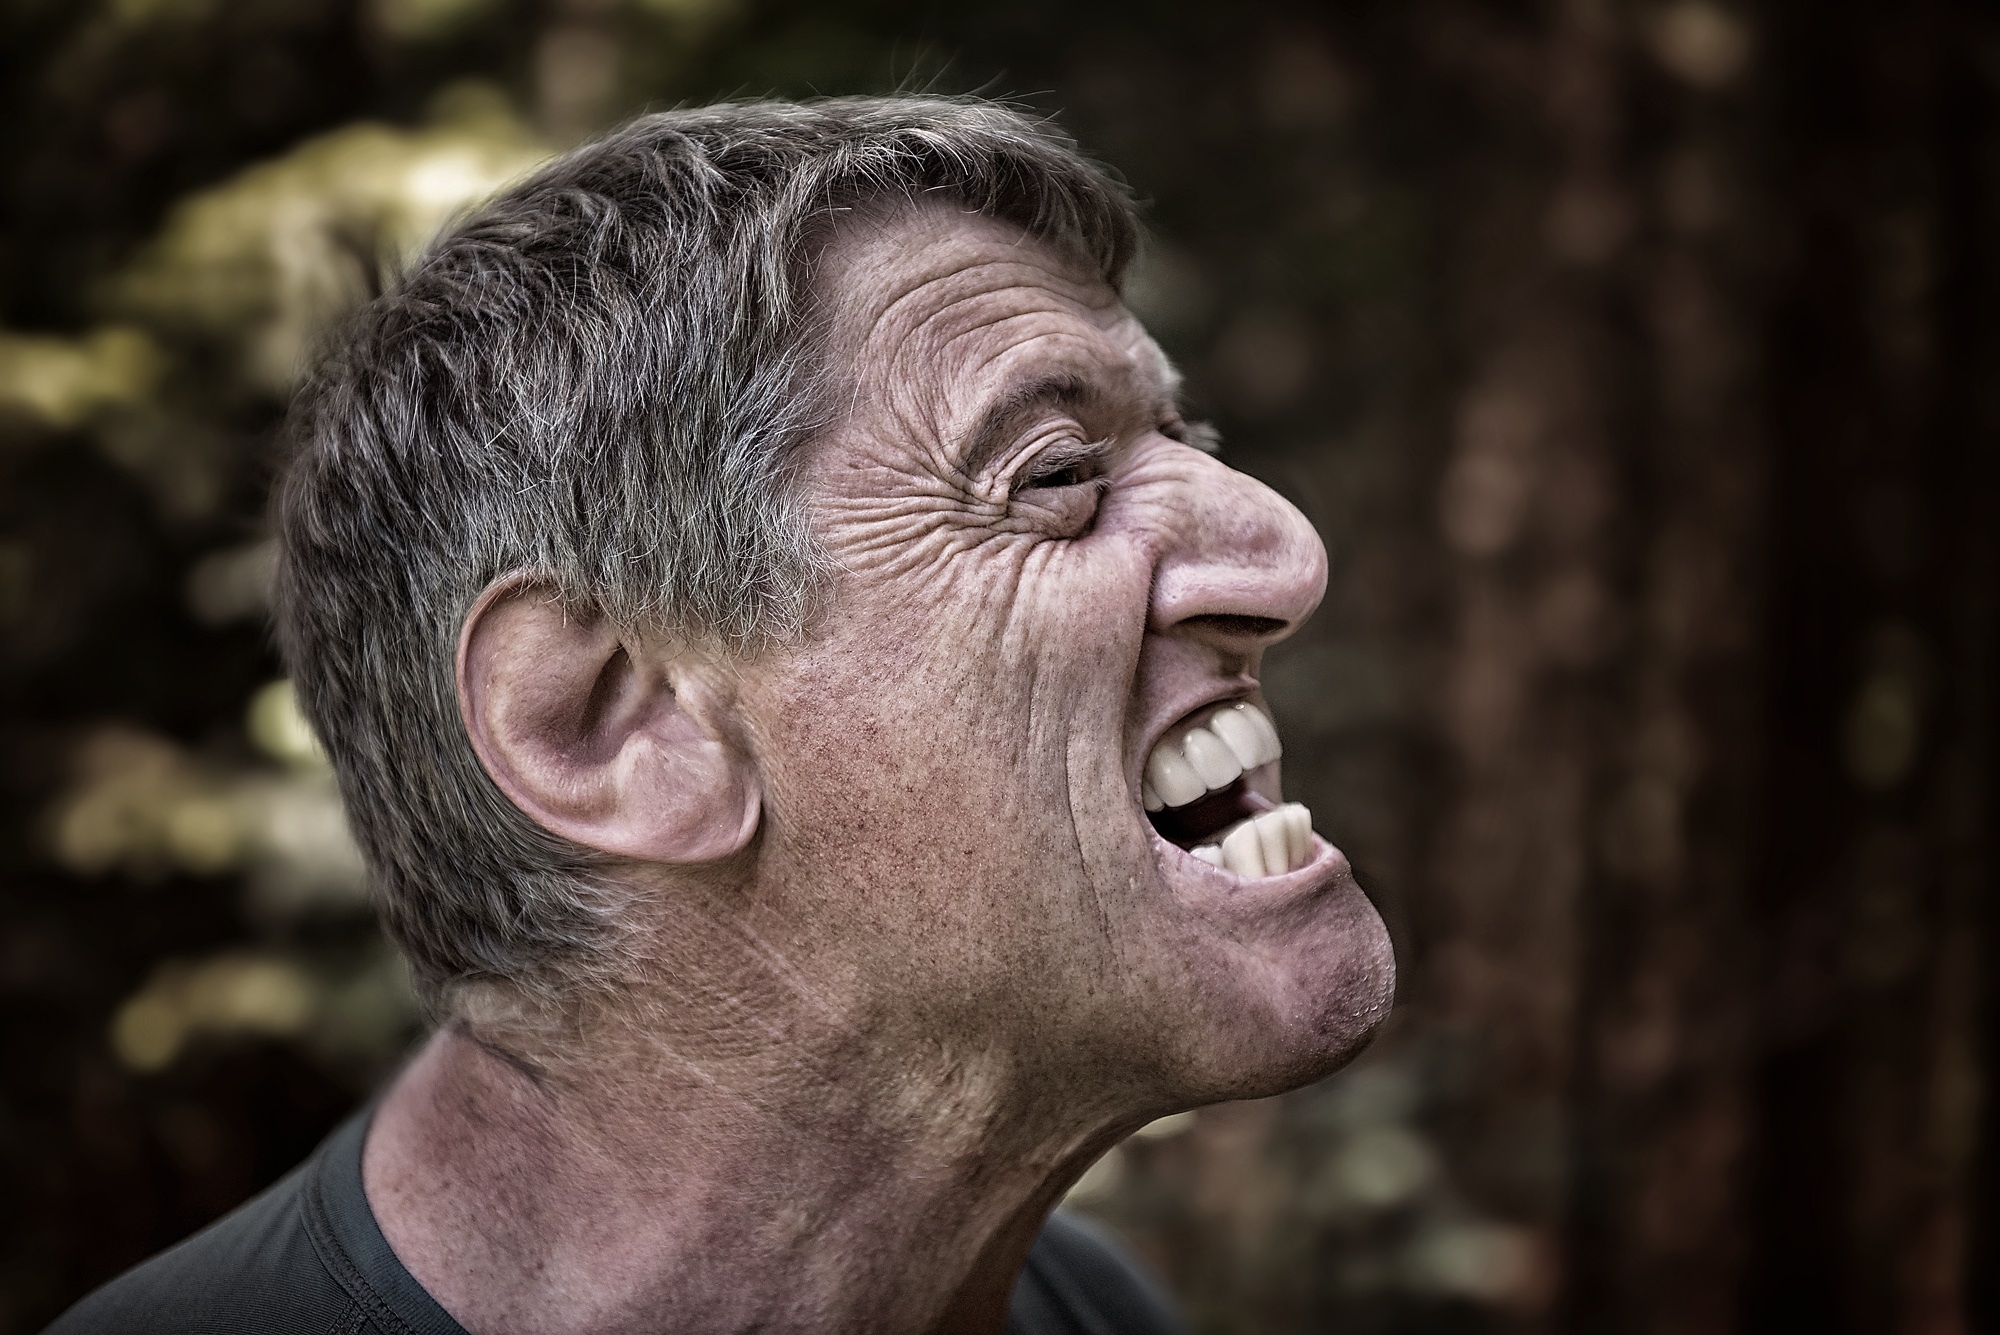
758, 549, 1062, 850
1024, 543, 1159, 857
763, 540, 1150, 909
1016, 537, 1153, 678
866, 531, 1151, 707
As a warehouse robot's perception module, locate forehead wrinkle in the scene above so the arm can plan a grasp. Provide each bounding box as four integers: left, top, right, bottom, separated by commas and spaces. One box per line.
816, 205, 1117, 379
851, 257, 1111, 368
837, 282, 1081, 464
821, 223, 1167, 489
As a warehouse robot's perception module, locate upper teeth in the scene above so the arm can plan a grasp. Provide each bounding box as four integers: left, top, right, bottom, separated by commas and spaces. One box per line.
1142, 701, 1282, 810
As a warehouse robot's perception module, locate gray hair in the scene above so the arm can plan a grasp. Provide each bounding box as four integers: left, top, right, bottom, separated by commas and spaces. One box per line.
274, 96, 1138, 1017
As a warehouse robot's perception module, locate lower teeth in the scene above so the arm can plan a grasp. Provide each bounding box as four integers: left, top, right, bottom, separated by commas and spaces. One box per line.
1191, 803, 1313, 877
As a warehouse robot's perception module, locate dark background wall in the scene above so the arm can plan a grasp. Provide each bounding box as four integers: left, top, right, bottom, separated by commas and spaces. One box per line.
2, 1, 1996, 1331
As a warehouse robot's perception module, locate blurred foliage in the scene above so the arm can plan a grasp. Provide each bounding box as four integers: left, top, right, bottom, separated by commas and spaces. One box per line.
108, 82, 546, 390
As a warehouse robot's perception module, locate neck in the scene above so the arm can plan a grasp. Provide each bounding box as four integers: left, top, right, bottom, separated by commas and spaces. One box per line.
363, 1014, 1118, 1335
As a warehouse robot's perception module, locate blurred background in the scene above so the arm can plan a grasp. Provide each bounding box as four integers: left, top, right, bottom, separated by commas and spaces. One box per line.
2, 0, 1997, 1331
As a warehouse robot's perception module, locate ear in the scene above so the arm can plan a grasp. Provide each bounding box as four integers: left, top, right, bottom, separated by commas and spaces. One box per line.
455, 578, 760, 865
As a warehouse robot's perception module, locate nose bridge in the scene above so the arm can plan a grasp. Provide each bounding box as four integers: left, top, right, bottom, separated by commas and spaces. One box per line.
1150, 451, 1328, 640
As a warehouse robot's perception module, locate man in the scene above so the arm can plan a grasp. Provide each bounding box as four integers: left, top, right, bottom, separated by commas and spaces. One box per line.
53, 96, 1394, 1335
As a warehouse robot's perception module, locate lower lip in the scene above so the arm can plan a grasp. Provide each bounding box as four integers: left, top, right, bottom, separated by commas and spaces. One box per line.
1148, 825, 1352, 899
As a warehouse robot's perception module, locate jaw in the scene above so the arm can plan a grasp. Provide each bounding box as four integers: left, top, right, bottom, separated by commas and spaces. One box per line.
1127, 815, 1395, 1098
1097, 687, 1398, 1101
744, 640, 1397, 1120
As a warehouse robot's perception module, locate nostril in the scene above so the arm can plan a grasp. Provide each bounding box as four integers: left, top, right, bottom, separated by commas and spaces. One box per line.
1183, 613, 1288, 641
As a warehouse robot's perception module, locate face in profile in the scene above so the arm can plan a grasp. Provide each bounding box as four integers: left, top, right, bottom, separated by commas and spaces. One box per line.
732, 204, 1396, 1127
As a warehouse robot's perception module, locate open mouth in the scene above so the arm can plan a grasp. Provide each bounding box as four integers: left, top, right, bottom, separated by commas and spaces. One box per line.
1142, 700, 1314, 877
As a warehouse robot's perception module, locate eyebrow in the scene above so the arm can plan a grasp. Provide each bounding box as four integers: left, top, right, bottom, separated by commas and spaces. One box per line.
956, 371, 1179, 480
957, 374, 1093, 481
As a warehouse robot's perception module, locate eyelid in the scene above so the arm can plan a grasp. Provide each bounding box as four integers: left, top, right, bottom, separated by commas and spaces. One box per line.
1015, 433, 1113, 489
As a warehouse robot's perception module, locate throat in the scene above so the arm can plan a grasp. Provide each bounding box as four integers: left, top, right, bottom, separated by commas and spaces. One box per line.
369, 1023, 1090, 1335
1146, 778, 1270, 848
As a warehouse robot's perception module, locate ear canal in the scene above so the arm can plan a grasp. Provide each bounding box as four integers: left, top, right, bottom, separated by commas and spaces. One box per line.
580, 645, 630, 732
575, 643, 648, 757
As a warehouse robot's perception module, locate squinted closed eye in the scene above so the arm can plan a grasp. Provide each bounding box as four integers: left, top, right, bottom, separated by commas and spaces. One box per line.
1015, 437, 1110, 493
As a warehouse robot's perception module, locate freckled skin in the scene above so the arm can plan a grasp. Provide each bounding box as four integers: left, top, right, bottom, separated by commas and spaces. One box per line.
747, 208, 1392, 1100
363, 206, 1394, 1335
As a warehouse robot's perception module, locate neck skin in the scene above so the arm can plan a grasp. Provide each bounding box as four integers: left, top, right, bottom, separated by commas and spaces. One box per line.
363, 988, 1125, 1335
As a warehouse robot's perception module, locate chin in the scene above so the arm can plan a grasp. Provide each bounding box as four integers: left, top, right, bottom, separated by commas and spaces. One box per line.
1157, 846, 1398, 1106
1123, 696, 1397, 1102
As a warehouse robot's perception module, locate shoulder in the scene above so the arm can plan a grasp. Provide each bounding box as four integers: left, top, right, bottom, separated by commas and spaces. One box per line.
43, 1162, 361, 1335
1007, 1211, 1187, 1335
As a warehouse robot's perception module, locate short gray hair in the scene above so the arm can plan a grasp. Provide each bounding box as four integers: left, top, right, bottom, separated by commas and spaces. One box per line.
275, 96, 1138, 1016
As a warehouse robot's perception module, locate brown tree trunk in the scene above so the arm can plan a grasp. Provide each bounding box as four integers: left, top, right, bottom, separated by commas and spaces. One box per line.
1091, 4, 1998, 1331
1419, 3, 1764, 1330
1747, 3, 1996, 1332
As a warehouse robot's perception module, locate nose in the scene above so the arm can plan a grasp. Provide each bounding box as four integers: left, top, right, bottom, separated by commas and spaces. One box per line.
1149, 451, 1328, 657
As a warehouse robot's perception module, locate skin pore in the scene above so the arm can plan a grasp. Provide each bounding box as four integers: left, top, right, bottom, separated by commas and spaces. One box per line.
362, 204, 1396, 1335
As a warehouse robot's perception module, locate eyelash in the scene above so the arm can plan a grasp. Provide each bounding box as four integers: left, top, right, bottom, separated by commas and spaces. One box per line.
1018, 437, 1108, 491
1012, 413, 1215, 494
1023, 458, 1099, 489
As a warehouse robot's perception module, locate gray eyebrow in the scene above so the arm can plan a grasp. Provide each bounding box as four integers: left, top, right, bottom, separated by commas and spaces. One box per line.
957, 373, 1093, 481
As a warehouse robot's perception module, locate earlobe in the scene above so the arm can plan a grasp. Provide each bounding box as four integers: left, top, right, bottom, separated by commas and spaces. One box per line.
456, 578, 761, 865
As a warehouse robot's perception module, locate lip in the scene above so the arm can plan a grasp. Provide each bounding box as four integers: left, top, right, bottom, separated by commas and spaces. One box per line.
1147, 819, 1353, 903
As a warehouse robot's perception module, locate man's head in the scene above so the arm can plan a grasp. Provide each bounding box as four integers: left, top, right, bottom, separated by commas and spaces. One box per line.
279, 96, 1392, 1119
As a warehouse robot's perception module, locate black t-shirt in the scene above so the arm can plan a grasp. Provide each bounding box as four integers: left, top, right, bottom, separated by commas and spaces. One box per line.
48, 1109, 1182, 1335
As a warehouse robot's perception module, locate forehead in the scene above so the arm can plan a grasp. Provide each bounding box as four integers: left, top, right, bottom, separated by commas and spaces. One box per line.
812, 205, 1177, 461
